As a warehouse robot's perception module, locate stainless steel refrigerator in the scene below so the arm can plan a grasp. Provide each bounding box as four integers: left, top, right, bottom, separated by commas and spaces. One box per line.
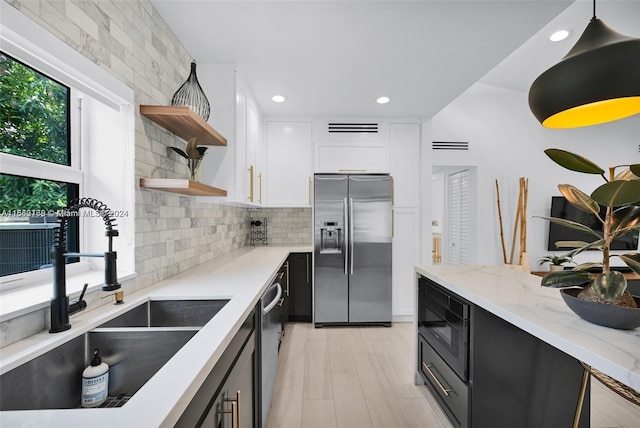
314, 174, 392, 326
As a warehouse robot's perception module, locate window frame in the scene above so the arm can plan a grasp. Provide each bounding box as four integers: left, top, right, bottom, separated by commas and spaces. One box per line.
0, 4, 135, 300
0, 58, 88, 288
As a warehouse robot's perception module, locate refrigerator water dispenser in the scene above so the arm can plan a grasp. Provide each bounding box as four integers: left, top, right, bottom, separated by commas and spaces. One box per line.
320, 221, 342, 254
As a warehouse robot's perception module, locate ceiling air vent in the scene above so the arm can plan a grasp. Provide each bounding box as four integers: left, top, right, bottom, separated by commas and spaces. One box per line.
432, 141, 469, 151
328, 123, 379, 133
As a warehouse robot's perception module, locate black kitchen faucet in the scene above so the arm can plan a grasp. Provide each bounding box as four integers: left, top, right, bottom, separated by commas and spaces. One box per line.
49, 198, 121, 333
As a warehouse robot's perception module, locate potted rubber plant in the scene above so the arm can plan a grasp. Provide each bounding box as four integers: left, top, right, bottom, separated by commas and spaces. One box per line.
538, 254, 574, 272
539, 148, 640, 329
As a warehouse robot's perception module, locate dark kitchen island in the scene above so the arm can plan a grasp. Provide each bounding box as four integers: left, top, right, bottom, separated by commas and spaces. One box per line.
414, 265, 640, 428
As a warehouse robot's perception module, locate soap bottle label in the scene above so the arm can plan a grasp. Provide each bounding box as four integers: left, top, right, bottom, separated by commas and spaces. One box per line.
82, 372, 109, 406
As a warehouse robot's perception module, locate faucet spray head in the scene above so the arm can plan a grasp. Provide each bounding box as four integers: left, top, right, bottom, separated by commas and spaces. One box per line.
102, 229, 121, 291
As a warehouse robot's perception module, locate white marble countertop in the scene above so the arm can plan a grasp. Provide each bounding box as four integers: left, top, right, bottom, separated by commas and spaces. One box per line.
0, 245, 311, 427
416, 265, 640, 392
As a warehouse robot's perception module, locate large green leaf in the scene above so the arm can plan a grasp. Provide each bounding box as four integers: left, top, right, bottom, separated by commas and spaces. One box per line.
610, 206, 640, 237
630, 164, 640, 177
554, 240, 589, 249
573, 262, 602, 271
565, 239, 606, 258
592, 271, 627, 300
618, 253, 640, 276
591, 180, 640, 207
537, 216, 602, 238
544, 149, 604, 175
614, 168, 640, 181
558, 184, 600, 215
541, 270, 591, 288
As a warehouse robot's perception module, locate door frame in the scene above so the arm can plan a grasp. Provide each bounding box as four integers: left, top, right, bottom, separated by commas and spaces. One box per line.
431, 166, 477, 265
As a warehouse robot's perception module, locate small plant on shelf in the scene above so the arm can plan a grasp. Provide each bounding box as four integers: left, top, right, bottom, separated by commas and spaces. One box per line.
170, 137, 207, 181
538, 254, 574, 271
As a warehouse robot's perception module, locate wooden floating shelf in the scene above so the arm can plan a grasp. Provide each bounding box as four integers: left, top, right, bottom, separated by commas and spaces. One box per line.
140, 178, 227, 197
140, 105, 227, 146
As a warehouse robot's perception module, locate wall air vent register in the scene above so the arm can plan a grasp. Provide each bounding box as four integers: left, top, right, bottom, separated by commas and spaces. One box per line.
327, 123, 379, 134
432, 141, 469, 151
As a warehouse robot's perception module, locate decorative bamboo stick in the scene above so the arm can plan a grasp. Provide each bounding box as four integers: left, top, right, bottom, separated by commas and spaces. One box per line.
509, 181, 523, 265
519, 177, 530, 270
518, 177, 527, 265
522, 178, 529, 252
495, 179, 507, 264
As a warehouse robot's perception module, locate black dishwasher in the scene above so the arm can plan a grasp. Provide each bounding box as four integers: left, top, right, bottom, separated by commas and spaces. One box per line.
259, 274, 283, 427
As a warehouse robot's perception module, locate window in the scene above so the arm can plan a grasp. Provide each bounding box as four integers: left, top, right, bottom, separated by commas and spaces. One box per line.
0, 52, 70, 165
0, 4, 134, 307
0, 52, 81, 278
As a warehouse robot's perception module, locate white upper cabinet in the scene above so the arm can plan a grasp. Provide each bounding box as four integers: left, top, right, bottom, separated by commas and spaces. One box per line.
266, 121, 313, 207
247, 97, 263, 205
236, 78, 263, 205
314, 119, 390, 173
235, 82, 249, 202
196, 65, 262, 205
390, 123, 420, 206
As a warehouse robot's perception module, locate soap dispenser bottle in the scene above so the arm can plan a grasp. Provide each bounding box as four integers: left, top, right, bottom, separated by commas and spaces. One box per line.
81, 348, 109, 408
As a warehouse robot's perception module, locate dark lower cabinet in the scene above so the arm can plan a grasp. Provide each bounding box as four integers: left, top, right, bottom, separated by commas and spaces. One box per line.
176, 309, 257, 428
418, 336, 469, 428
417, 276, 590, 428
202, 333, 255, 428
471, 306, 589, 428
287, 252, 312, 322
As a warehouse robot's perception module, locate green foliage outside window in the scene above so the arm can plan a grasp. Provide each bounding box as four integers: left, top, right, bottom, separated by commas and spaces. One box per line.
0, 52, 70, 212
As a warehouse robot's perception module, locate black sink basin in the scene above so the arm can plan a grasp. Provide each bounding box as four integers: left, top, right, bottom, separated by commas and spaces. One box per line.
98, 299, 229, 328
0, 328, 196, 411
0, 299, 230, 411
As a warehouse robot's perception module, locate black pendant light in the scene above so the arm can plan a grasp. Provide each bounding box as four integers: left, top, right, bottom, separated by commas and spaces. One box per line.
528, 0, 640, 128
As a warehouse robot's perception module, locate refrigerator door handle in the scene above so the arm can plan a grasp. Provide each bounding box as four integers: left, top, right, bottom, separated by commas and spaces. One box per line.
343, 197, 348, 275
350, 197, 354, 275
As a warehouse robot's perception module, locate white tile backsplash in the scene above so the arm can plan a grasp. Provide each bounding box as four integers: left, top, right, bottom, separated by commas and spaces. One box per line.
0, 0, 313, 347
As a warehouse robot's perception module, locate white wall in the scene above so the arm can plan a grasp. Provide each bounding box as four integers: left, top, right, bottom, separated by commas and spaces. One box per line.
423, 82, 640, 270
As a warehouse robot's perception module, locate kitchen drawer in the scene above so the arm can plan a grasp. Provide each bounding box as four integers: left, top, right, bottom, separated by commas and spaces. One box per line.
418, 334, 469, 428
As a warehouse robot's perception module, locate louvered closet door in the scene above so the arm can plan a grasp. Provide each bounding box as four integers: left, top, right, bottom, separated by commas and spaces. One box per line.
448, 170, 470, 264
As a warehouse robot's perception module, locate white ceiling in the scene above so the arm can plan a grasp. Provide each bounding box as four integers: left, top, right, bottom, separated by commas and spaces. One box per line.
150, 0, 640, 119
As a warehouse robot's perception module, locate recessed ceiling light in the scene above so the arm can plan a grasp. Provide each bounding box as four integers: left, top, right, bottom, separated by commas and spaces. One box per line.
272, 95, 286, 103
549, 30, 571, 42
376, 96, 390, 104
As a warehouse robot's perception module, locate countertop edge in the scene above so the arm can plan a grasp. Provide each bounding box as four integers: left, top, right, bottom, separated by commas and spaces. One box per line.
0, 245, 312, 427
415, 265, 640, 392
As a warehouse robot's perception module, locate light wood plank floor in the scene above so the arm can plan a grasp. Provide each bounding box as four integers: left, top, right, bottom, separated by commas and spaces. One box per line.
266, 322, 640, 428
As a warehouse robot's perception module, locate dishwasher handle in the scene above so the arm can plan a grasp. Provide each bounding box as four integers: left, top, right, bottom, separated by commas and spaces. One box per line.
262, 282, 283, 315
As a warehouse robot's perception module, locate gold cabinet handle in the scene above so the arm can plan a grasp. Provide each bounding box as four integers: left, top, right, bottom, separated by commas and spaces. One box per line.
338, 169, 367, 172
258, 172, 262, 204
422, 362, 452, 396
218, 391, 234, 426
392, 209, 395, 238
218, 405, 233, 425
223, 390, 240, 428
235, 390, 240, 428
277, 297, 285, 306
248, 165, 254, 202
391, 176, 395, 206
